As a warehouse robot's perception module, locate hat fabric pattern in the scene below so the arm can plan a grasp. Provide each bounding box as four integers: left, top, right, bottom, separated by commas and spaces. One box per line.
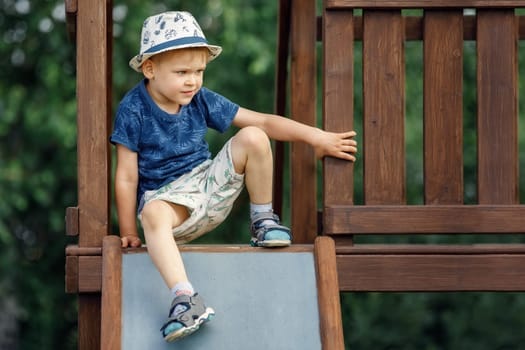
129, 11, 222, 72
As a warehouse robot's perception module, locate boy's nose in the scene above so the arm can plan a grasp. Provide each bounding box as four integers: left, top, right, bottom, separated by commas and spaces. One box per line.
186, 74, 199, 85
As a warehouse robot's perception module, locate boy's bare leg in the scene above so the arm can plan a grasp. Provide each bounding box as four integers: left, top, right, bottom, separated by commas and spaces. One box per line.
142, 200, 214, 341
141, 200, 190, 289
230, 126, 273, 203
231, 126, 291, 246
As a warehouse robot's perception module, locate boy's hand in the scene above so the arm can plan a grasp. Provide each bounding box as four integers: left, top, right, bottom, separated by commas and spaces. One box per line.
314, 130, 358, 161
121, 234, 142, 248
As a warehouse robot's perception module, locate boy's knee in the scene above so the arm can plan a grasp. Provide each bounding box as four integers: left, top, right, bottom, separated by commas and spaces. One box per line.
141, 200, 189, 230
141, 201, 166, 227
142, 200, 165, 215
236, 126, 271, 151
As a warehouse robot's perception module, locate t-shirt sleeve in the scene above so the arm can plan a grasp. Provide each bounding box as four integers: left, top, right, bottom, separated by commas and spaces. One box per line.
110, 104, 141, 152
199, 88, 239, 133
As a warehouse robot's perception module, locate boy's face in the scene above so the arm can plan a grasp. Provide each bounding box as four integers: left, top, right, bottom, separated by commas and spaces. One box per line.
142, 48, 208, 114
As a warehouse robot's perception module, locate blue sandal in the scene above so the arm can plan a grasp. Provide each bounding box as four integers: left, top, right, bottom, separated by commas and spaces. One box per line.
160, 293, 215, 342
250, 212, 292, 247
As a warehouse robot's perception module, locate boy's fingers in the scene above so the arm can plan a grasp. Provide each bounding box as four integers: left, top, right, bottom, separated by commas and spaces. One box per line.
130, 237, 142, 247
342, 130, 357, 138
343, 139, 357, 147
121, 236, 141, 248
340, 152, 356, 162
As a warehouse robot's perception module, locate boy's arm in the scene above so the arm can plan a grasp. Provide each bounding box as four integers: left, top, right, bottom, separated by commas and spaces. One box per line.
232, 107, 358, 161
115, 144, 142, 248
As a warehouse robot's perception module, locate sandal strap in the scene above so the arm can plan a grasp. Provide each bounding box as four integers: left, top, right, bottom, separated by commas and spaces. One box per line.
162, 293, 207, 330
250, 212, 292, 241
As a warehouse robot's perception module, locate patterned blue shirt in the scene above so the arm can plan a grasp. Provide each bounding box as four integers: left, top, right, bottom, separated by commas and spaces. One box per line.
110, 80, 239, 205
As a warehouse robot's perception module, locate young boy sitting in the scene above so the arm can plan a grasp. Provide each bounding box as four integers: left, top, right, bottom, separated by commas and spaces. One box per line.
110, 11, 357, 342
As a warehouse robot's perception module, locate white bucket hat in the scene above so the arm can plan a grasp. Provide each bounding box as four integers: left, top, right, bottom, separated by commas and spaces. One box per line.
129, 11, 222, 72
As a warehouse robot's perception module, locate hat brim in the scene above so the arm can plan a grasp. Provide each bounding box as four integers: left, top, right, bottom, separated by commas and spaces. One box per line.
129, 43, 222, 72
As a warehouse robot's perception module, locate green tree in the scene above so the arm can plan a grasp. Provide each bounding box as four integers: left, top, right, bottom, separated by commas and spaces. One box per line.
1, 1, 78, 348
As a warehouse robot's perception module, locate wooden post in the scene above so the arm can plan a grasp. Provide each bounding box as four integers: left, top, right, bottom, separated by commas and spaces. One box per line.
101, 236, 122, 350
76, 0, 112, 247
477, 9, 519, 204
314, 236, 345, 349
290, 0, 317, 243
75, 0, 112, 348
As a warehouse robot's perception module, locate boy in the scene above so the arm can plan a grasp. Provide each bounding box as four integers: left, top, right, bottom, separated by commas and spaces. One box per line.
110, 11, 357, 342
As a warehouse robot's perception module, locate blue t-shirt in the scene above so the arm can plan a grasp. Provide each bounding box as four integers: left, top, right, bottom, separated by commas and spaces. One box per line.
110, 80, 239, 204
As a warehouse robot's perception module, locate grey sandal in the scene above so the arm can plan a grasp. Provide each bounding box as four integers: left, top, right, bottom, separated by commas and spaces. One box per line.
160, 293, 215, 342
250, 212, 292, 247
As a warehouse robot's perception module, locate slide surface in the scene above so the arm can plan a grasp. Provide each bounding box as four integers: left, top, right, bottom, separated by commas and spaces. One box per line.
121, 249, 322, 349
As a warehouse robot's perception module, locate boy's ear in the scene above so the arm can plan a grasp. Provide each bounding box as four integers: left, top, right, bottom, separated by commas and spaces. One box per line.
141, 59, 154, 79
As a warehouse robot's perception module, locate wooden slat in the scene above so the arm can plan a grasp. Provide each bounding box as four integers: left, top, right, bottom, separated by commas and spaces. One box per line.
362, 10, 405, 204
314, 237, 345, 350
336, 244, 525, 254
101, 236, 122, 350
65, 0, 77, 42
66, 245, 102, 256
323, 10, 354, 206
327, 0, 525, 8
290, 0, 317, 243
65, 206, 79, 236
477, 10, 519, 204
340, 16, 525, 41
325, 205, 525, 234
337, 253, 525, 291
423, 10, 464, 204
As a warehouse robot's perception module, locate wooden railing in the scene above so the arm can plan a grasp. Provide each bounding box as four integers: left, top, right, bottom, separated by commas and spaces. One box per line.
319, 1, 525, 292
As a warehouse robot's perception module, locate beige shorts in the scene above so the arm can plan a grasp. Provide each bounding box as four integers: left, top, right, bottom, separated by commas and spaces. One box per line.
139, 139, 244, 243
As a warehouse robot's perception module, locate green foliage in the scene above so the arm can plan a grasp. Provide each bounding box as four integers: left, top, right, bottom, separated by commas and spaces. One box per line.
342, 292, 525, 349
1, 0, 78, 348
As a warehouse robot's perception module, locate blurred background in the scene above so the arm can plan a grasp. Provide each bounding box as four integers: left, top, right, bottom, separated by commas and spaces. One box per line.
1, 1, 525, 349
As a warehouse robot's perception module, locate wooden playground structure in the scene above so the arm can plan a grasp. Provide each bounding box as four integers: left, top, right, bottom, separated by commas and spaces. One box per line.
65, 0, 525, 348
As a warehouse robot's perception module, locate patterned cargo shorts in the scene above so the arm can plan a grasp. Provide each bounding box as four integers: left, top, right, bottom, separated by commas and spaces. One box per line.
139, 139, 245, 243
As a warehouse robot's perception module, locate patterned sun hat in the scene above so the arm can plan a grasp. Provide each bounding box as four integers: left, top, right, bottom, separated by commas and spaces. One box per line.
129, 11, 222, 72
